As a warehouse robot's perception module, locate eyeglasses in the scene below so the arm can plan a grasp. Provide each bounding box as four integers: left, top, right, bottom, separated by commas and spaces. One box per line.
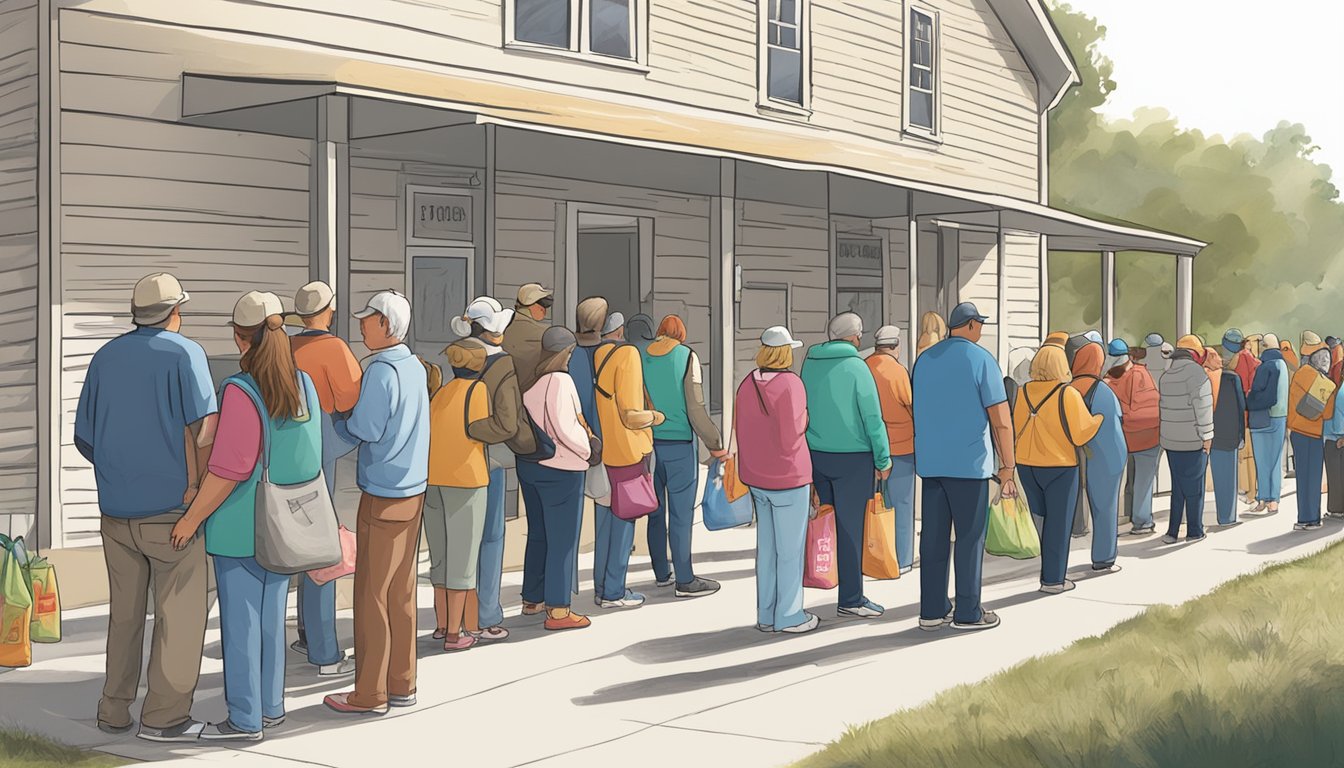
537, 297, 554, 310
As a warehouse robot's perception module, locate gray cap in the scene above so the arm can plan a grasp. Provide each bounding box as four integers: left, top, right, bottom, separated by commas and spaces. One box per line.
1144, 332, 1164, 347
541, 325, 576, 352
602, 312, 626, 336
828, 312, 863, 340
873, 325, 901, 346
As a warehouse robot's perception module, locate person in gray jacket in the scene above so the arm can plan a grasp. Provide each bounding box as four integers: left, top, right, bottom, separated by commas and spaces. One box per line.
1160, 336, 1215, 543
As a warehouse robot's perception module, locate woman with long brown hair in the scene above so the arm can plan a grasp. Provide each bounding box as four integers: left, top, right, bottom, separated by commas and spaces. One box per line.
170, 291, 323, 741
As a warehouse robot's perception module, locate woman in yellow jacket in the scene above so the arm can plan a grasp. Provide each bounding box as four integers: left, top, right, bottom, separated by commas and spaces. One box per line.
1013, 345, 1103, 594
1288, 333, 1330, 529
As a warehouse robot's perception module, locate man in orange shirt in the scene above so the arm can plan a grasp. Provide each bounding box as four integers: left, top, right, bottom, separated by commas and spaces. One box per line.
866, 326, 916, 573
286, 280, 362, 676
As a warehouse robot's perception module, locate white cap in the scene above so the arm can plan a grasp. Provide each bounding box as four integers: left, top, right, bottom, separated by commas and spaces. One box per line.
450, 296, 514, 337
131, 273, 190, 324
293, 281, 335, 316
229, 291, 284, 328
602, 312, 626, 336
760, 326, 803, 349
873, 325, 901, 346
353, 290, 413, 342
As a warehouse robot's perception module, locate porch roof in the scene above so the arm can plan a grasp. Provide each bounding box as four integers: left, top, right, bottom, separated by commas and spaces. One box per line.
181, 72, 1205, 258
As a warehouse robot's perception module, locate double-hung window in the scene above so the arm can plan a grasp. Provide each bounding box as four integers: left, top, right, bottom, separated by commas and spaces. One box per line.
904, 6, 940, 138
759, 0, 808, 110
509, 0, 641, 63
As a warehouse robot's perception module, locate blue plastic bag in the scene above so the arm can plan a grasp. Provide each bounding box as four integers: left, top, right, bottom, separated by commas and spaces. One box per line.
702, 459, 754, 531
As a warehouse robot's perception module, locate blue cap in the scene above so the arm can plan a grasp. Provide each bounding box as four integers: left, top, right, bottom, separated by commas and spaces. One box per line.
947, 302, 989, 329
1107, 338, 1130, 357
1144, 332, 1164, 347
1222, 328, 1245, 355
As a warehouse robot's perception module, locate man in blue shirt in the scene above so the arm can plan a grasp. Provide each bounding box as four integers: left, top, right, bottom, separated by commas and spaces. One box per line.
912, 302, 1017, 633
74, 272, 217, 742
325, 290, 430, 716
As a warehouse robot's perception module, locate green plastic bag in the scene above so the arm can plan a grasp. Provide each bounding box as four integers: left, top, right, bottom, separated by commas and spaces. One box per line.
0, 539, 33, 667
985, 495, 1040, 560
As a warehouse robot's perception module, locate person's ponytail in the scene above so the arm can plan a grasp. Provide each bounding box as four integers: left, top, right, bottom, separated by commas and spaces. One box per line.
240, 314, 304, 420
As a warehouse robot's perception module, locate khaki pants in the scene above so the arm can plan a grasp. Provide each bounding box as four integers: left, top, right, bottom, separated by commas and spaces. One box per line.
1238, 428, 1257, 499
350, 492, 424, 709
98, 512, 208, 730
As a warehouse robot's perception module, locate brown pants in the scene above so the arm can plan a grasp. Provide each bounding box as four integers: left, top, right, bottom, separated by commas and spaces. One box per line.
1239, 429, 1257, 499
350, 492, 424, 709
99, 512, 208, 730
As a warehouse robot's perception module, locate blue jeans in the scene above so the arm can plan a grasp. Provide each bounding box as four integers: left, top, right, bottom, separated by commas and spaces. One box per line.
648, 440, 700, 585
750, 486, 809, 630
476, 466, 507, 628
1085, 459, 1121, 567
1291, 431, 1324, 524
1125, 447, 1162, 530
918, 477, 990, 624
517, 461, 585, 608
1019, 466, 1079, 585
1251, 417, 1287, 502
1210, 447, 1240, 525
1167, 449, 1208, 539
593, 502, 636, 602
214, 556, 288, 733
811, 451, 875, 610
890, 455, 916, 570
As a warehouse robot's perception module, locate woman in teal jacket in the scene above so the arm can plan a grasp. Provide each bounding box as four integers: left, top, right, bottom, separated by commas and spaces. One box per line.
800, 313, 892, 618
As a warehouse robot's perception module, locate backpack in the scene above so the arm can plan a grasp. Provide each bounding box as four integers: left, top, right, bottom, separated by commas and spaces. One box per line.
463, 355, 556, 463
1015, 382, 1077, 447
419, 356, 443, 400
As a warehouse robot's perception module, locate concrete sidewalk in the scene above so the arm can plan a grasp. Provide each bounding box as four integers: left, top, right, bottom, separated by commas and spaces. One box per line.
2, 478, 1337, 768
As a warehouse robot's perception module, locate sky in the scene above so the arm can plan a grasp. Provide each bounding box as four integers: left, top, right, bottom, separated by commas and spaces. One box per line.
1059, 0, 1344, 174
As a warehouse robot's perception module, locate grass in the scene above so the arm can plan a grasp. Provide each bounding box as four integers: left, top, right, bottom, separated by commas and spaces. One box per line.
0, 730, 126, 768
796, 538, 1344, 768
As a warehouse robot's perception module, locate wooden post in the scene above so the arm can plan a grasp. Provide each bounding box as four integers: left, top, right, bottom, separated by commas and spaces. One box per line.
996, 213, 1009, 366
311, 95, 350, 339
907, 190, 918, 353
1100, 250, 1116, 342
1176, 254, 1193, 337
714, 158, 737, 434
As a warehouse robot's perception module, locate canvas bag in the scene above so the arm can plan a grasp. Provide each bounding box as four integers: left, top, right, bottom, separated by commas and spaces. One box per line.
232, 377, 343, 575
0, 538, 32, 668
804, 504, 839, 590
1296, 368, 1335, 421
862, 480, 901, 580
701, 458, 754, 531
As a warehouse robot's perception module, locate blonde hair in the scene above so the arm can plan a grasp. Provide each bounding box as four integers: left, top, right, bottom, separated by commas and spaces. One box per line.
756, 344, 794, 370
919, 311, 947, 340
1030, 345, 1072, 383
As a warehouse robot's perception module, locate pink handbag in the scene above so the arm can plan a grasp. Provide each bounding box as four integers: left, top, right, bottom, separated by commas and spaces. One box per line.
804, 505, 839, 590
608, 457, 658, 521
307, 525, 356, 586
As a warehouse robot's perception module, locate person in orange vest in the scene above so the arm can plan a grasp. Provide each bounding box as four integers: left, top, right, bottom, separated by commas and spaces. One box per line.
865, 326, 915, 573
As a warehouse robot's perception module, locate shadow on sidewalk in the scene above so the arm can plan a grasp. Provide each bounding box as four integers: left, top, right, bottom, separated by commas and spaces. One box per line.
1247, 521, 1342, 555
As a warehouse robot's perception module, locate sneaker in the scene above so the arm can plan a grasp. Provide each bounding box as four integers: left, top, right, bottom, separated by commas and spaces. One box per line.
837, 599, 884, 619
1187, 533, 1208, 542
289, 638, 308, 655
755, 623, 774, 633
1294, 522, 1324, 531
472, 626, 510, 642
389, 693, 417, 708
780, 613, 820, 634
1091, 563, 1122, 574
899, 566, 913, 576
1129, 525, 1156, 536
918, 612, 954, 631
318, 658, 357, 677
262, 715, 285, 730
443, 634, 478, 652
674, 577, 721, 598
544, 610, 592, 631
599, 590, 646, 609
951, 610, 1001, 632
654, 576, 675, 588
137, 718, 205, 743
323, 692, 388, 716
521, 602, 546, 616
1215, 521, 1243, 529
432, 628, 448, 640
1040, 580, 1076, 595
199, 721, 262, 742
98, 720, 134, 736
1161, 534, 1179, 544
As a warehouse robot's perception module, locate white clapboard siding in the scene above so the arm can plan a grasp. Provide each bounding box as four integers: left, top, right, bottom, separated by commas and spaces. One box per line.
1004, 232, 1043, 351
0, 0, 37, 539
957, 229, 1000, 357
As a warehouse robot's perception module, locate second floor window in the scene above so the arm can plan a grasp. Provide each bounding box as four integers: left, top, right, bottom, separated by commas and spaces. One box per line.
512, 0, 637, 61
763, 0, 805, 105
906, 7, 940, 136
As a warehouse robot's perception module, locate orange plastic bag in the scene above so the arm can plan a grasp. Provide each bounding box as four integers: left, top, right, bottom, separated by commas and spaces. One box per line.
862, 492, 901, 580
0, 545, 33, 668
723, 457, 750, 503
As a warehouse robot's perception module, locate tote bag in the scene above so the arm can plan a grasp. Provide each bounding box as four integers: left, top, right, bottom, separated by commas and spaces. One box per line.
232, 378, 343, 575
861, 482, 901, 580
609, 455, 658, 521
0, 540, 32, 668
804, 504, 839, 590
702, 459, 754, 531
985, 495, 1041, 560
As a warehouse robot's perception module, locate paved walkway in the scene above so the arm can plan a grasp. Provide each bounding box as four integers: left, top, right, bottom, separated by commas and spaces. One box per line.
3, 479, 1339, 768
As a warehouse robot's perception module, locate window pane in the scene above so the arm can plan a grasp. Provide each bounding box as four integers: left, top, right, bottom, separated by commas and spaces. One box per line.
778, 25, 797, 49
913, 11, 932, 41
779, 0, 798, 23
768, 47, 803, 103
910, 91, 934, 130
516, 0, 570, 47
590, 0, 632, 58
911, 68, 931, 90
913, 39, 930, 67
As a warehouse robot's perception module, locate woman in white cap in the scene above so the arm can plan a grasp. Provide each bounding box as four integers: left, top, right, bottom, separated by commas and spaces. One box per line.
735, 326, 818, 634
169, 291, 323, 741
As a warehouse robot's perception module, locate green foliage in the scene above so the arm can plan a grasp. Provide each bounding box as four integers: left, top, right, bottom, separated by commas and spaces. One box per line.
795, 539, 1344, 768
0, 730, 125, 768
1046, 2, 1344, 345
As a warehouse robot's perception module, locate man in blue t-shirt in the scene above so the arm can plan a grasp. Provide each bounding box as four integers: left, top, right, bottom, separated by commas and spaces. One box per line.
74, 273, 218, 742
911, 302, 1017, 633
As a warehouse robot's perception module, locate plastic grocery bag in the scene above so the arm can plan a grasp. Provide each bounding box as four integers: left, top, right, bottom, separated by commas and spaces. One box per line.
0, 540, 33, 667
804, 505, 839, 589
26, 556, 60, 644
307, 525, 357, 587
723, 457, 750, 503
862, 486, 901, 580
985, 495, 1041, 560
702, 459, 754, 531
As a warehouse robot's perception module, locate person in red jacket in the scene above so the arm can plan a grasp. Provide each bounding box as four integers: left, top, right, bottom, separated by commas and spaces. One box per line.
1104, 340, 1162, 534
1223, 329, 1259, 506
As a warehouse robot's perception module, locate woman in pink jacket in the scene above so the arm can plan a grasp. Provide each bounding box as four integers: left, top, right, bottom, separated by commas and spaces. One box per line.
735, 326, 817, 634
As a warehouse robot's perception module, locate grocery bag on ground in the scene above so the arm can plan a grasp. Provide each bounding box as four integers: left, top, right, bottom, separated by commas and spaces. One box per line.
985, 495, 1040, 560
307, 525, 357, 586
702, 459, 754, 531
26, 554, 60, 644
804, 504, 839, 589
861, 486, 901, 580
723, 457, 750, 503
0, 539, 33, 667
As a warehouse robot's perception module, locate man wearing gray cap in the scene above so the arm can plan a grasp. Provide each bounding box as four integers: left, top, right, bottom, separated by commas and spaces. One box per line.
865, 325, 916, 573
75, 272, 218, 741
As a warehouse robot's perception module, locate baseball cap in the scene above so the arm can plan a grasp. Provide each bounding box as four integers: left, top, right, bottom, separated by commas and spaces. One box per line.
828, 313, 863, 340
1144, 332, 1164, 348
602, 312, 626, 336
353, 290, 413, 341
131, 273, 190, 324
1107, 339, 1130, 357
1082, 330, 1104, 345
761, 326, 804, 349
516, 283, 553, 307
1043, 332, 1069, 349
450, 296, 513, 337
293, 281, 336, 316
1222, 328, 1245, 355
541, 325, 577, 353
229, 291, 284, 328
873, 325, 901, 346
947, 302, 989, 330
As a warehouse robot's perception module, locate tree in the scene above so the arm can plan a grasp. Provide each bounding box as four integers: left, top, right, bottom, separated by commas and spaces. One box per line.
1046, 2, 1344, 345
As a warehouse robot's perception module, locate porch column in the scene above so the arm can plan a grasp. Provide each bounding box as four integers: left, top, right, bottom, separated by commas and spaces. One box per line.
1100, 250, 1116, 342
907, 191, 918, 352
1176, 254, 1193, 337
996, 213, 1008, 365
311, 94, 351, 340
1039, 235, 1050, 337
713, 158, 737, 433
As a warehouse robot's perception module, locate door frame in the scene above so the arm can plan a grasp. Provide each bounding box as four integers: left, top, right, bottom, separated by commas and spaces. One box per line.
562, 202, 655, 329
